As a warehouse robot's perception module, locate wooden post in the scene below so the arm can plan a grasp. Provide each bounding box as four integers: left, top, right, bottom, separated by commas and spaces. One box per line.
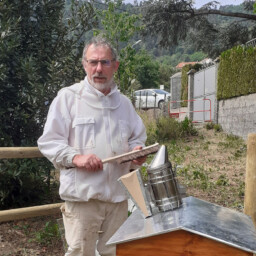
244, 133, 256, 228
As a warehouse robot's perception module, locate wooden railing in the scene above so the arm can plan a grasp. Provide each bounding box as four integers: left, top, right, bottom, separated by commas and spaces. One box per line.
0, 147, 63, 223
1, 138, 256, 228
0, 147, 43, 159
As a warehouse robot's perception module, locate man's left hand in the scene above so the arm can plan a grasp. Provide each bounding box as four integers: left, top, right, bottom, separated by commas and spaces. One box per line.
131, 145, 147, 166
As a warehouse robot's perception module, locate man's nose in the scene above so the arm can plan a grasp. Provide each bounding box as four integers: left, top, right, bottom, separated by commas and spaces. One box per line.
96, 61, 103, 72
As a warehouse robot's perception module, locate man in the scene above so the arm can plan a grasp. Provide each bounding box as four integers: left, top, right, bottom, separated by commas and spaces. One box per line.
37, 35, 147, 256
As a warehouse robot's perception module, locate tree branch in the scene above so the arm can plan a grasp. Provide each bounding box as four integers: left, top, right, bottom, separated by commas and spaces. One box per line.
195, 9, 256, 21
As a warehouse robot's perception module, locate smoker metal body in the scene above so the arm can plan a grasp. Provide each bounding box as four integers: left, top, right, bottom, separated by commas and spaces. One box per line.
145, 145, 183, 214
147, 160, 182, 213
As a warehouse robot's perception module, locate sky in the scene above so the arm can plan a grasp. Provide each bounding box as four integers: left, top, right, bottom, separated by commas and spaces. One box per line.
194, 0, 244, 8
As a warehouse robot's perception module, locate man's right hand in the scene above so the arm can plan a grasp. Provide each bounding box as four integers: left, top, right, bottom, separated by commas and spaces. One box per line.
72, 154, 103, 172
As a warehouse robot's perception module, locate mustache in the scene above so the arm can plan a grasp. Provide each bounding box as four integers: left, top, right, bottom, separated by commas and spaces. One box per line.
92, 73, 107, 79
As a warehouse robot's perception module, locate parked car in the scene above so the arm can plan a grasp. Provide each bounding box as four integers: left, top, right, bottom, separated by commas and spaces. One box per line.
134, 89, 171, 109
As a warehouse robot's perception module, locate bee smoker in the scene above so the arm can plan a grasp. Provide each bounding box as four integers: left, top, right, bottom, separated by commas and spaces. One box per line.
145, 145, 183, 213
119, 144, 184, 217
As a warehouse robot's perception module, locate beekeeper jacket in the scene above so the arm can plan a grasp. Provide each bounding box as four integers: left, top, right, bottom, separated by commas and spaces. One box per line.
37, 77, 146, 203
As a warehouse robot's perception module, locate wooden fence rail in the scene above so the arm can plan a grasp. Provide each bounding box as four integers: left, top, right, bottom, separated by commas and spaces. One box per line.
0, 147, 62, 223
0, 147, 43, 159
1, 142, 256, 229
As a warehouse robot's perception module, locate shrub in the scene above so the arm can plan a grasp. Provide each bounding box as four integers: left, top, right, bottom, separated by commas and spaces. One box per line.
138, 110, 157, 145
155, 116, 182, 142
139, 111, 198, 145
180, 117, 198, 136
205, 122, 215, 130
214, 124, 222, 132
0, 158, 56, 210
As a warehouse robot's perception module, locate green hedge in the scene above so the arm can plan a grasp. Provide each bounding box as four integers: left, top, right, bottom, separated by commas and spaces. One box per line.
217, 46, 256, 100
181, 65, 190, 107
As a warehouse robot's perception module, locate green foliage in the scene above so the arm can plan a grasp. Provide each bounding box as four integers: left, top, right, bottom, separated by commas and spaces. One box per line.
218, 134, 246, 152
155, 116, 182, 142
137, 111, 157, 145
205, 122, 222, 132
156, 50, 206, 67
139, 112, 198, 145
141, 0, 256, 58
180, 63, 203, 107
180, 117, 198, 136
0, 0, 96, 146
94, 0, 143, 94
205, 122, 215, 130
133, 50, 160, 89
213, 124, 222, 132
33, 221, 60, 246
0, 158, 55, 210
180, 65, 190, 107
216, 174, 229, 186
177, 164, 213, 191
157, 64, 176, 89
0, 0, 96, 208
217, 45, 256, 100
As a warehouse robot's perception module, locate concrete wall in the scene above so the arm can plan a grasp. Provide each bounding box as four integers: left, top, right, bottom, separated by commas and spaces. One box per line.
170, 72, 182, 109
170, 67, 256, 140
218, 93, 256, 140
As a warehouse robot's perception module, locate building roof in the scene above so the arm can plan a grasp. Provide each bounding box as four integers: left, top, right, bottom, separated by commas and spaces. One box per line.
176, 61, 198, 69
108, 196, 256, 254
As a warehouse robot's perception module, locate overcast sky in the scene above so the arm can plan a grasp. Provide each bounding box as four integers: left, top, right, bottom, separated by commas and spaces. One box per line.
194, 0, 244, 8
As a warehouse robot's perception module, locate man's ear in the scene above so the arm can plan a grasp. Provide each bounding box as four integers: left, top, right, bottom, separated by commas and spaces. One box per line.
82, 59, 87, 73
114, 61, 120, 71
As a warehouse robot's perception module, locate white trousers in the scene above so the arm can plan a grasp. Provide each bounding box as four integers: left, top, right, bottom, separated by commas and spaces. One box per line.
61, 200, 128, 256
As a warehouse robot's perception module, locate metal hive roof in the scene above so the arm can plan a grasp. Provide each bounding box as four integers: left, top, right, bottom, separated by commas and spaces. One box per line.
107, 196, 256, 254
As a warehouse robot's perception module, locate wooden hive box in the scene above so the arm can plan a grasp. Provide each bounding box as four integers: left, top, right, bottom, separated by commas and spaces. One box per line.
107, 197, 256, 256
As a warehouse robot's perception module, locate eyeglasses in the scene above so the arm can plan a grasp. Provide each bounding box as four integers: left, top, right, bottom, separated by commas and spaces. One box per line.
85, 59, 116, 67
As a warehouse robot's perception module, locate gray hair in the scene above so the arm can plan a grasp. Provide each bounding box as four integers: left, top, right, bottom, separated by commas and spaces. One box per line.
82, 35, 118, 62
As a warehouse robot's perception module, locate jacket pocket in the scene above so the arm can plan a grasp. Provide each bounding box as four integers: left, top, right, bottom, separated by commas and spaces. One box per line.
119, 120, 130, 152
72, 117, 95, 149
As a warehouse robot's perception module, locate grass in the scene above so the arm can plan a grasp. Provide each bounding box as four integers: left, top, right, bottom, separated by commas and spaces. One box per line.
12, 218, 61, 247
171, 129, 246, 211
140, 111, 247, 212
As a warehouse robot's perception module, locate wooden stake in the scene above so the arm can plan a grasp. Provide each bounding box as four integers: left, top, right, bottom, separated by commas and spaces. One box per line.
244, 133, 256, 228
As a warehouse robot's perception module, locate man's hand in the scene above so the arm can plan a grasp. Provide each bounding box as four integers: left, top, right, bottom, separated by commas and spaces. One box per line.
132, 145, 147, 166
72, 154, 103, 172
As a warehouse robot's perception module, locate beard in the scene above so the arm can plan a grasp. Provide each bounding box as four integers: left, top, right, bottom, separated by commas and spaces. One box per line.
88, 73, 114, 91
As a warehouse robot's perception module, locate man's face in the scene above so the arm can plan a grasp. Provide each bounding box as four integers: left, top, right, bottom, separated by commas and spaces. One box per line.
83, 44, 119, 92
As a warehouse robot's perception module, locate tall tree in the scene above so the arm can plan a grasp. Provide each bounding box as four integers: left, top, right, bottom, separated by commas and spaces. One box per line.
133, 50, 160, 89
140, 0, 256, 58
0, 0, 97, 146
0, 0, 98, 209
93, 0, 143, 94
